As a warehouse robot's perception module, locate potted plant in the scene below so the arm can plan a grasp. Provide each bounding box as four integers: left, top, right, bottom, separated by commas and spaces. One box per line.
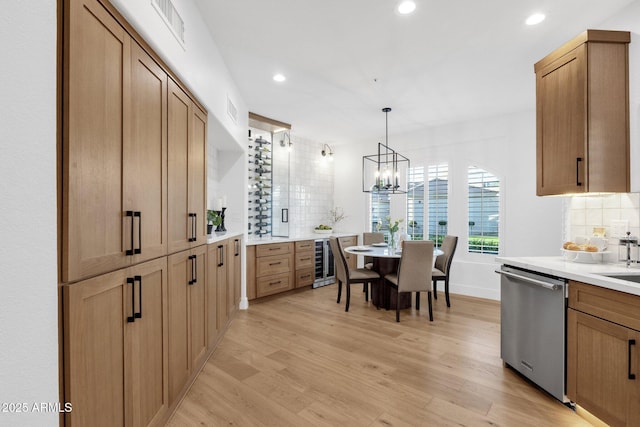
207, 210, 222, 235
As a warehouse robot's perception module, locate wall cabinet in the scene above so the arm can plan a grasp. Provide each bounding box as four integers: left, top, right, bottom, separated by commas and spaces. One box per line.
567, 281, 640, 426
63, 257, 168, 427
63, 0, 168, 282
535, 30, 630, 196
168, 79, 208, 253
167, 246, 207, 403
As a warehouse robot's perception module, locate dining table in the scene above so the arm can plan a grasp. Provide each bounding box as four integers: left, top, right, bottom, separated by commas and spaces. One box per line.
344, 243, 443, 310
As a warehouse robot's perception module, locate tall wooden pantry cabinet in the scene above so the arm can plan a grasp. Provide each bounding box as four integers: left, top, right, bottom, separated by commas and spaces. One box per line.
58, 0, 233, 426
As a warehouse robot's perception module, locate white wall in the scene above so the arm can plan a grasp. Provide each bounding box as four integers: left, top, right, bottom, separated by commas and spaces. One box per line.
0, 1, 59, 426
334, 111, 563, 300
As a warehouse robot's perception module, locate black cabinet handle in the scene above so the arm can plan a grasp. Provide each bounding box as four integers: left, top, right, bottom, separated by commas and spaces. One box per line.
134, 211, 142, 254
134, 275, 142, 319
235, 239, 239, 257
188, 255, 196, 285
218, 245, 224, 267
193, 213, 197, 242
188, 213, 196, 242
576, 157, 583, 187
127, 277, 136, 323
629, 339, 636, 380
126, 211, 135, 256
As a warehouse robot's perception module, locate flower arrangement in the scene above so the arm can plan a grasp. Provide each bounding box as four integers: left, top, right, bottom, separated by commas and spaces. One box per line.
376, 216, 404, 248
328, 206, 346, 226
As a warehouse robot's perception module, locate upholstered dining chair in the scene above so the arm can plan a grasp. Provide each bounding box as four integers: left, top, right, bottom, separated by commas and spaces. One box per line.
329, 237, 380, 312
362, 232, 385, 269
384, 240, 434, 322
432, 235, 458, 308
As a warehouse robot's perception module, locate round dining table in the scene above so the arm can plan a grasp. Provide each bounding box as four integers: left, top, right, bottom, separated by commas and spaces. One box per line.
344, 244, 443, 310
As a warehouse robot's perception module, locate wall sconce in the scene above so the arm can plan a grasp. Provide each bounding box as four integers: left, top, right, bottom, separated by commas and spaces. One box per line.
321, 144, 334, 161
279, 132, 293, 151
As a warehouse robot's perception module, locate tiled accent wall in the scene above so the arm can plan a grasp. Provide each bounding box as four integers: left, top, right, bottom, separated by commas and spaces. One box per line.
288, 135, 335, 236
564, 193, 640, 259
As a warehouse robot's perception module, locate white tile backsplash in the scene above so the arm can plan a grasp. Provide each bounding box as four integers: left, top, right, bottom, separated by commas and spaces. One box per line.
564, 193, 640, 243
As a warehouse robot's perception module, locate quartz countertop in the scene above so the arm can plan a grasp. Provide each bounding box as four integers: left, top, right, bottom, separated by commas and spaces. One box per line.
206, 231, 243, 245
246, 232, 358, 246
496, 256, 640, 297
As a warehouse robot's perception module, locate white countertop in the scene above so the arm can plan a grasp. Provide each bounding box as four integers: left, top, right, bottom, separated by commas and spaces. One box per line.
207, 231, 243, 245
246, 232, 357, 246
496, 256, 640, 296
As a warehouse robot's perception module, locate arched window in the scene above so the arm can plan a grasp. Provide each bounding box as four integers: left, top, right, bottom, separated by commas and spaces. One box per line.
468, 166, 499, 254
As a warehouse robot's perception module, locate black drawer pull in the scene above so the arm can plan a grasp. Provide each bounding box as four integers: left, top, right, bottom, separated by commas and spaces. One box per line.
134, 211, 142, 254
126, 211, 135, 256
269, 281, 282, 286
218, 245, 224, 267
127, 277, 135, 323
301, 274, 311, 279
576, 157, 583, 187
629, 339, 636, 380
134, 275, 142, 319
269, 261, 282, 266
189, 255, 197, 285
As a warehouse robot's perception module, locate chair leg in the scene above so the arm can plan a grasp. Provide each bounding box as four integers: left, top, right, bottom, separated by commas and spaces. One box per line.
427, 291, 433, 321
415, 292, 420, 310
365, 282, 369, 302
433, 280, 438, 299
375, 279, 380, 310
396, 292, 400, 322
445, 278, 451, 308
336, 280, 342, 303
345, 282, 351, 312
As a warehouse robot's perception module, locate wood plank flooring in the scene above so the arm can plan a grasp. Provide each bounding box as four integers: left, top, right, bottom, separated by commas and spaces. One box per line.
167, 285, 591, 426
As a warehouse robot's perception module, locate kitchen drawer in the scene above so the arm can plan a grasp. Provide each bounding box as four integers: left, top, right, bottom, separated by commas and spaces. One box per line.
295, 240, 314, 252
256, 254, 292, 277
256, 242, 292, 258
296, 267, 314, 288
257, 272, 292, 297
295, 251, 314, 269
569, 280, 640, 331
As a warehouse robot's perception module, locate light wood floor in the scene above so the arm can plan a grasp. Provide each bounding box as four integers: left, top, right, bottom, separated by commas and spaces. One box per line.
167, 284, 591, 426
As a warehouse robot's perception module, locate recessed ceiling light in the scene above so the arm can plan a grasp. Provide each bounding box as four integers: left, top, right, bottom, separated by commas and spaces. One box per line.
525, 13, 546, 26
397, 1, 416, 15
273, 74, 286, 82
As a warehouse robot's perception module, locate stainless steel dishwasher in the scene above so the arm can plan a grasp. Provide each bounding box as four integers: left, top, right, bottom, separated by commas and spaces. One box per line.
496, 265, 568, 402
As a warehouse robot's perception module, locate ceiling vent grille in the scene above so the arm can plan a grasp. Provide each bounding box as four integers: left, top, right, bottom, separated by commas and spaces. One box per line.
151, 0, 185, 46
227, 96, 238, 123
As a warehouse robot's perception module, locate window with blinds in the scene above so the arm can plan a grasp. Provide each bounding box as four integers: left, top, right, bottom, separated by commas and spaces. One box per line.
407, 167, 425, 240
427, 164, 448, 248
468, 166, 500, 254
370, 192, 390, 235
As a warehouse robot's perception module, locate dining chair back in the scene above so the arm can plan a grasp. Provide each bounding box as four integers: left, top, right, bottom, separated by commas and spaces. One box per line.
363, 232, 385, 269
384, 240, 434, 322
329, 237, 380, 312
432, 235, 458, 307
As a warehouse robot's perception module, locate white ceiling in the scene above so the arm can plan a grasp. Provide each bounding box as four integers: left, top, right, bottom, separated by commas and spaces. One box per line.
193, 0, 636, 144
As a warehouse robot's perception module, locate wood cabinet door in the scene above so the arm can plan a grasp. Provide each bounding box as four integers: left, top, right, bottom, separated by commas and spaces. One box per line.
167, 250, 190, 402
536, 45, 587, 196
216, 243, 229, 329
189, 105, 208, 246
190, 246, 208, 370
124, 41, 168, 264
232, 237, 242, 309
64, 268, 129, 427
206, 244, 220, 349
128, 258, 168, 427
63, 0, 130, 282
167, 80, 192, 254
567, 308, 640, 426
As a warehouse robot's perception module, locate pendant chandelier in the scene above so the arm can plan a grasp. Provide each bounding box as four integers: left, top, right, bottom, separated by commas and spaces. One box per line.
362, 107, 410, 194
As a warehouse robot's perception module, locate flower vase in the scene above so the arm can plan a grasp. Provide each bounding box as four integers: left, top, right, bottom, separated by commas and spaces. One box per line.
389, 233, 396, 250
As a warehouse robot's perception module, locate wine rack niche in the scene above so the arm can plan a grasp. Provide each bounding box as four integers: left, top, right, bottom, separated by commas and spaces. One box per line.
248, 134, 272, 236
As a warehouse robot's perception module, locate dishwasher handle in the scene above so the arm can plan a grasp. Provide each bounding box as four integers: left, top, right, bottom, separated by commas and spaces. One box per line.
495, 269, 562, 291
